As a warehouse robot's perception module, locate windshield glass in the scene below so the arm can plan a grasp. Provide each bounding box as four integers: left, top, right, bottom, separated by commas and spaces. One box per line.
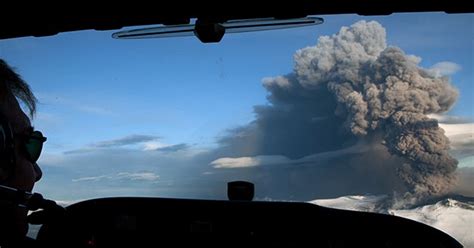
1, 12, 473, 246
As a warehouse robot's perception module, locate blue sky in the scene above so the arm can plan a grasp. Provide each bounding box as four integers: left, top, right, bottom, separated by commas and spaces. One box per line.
0, 12, 473, 201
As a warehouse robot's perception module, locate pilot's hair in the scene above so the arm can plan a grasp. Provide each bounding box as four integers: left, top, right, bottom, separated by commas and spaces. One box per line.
0, 59, 37, 117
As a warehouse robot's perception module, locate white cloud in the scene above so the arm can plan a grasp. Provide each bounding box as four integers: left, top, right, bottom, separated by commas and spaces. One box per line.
427, 61, 462, 77
210, 157, 259, 168
439, 123, 474, 137
142, 141, 166, 151
72, 175, 108, 182
116, 172, 160, 181
72, 172, 159, 182
210, 155, 290, 168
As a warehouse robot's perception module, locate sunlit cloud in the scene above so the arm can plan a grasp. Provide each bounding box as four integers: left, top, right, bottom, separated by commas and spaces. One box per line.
142, 141, 166, 151
210, 155, 290, 168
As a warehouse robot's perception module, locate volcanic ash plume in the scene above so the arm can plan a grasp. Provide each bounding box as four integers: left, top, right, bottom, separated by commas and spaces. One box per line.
219, 21, 459, 206
294, 20, 458, 203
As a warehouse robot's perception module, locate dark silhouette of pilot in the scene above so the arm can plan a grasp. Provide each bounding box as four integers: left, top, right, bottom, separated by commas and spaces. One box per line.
0, 59, 44, 247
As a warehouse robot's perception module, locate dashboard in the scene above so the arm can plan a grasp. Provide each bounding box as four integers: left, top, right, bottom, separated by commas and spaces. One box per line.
35, 197, 462, 247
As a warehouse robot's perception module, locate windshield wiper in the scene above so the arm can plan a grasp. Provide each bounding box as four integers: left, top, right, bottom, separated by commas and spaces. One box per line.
112, 17, 324, 43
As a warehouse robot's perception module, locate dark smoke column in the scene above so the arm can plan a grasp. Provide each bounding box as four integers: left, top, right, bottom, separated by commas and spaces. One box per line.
290, 21, 458, 205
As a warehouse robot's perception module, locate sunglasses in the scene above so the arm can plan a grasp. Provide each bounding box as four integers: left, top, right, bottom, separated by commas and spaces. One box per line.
23, 131, 47, 163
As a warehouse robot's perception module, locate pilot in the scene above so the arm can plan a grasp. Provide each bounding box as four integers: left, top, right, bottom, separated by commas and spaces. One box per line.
0, 59, 44, 247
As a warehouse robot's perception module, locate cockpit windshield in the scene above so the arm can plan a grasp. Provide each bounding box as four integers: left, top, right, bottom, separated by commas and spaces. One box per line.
1, 12, 472, 246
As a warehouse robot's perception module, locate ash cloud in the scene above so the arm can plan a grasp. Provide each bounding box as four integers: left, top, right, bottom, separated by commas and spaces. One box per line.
211, 21, 459, 206
454, 167, 474, 197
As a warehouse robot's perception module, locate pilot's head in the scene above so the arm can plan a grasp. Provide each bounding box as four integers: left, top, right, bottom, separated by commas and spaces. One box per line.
0, 59, 43, 244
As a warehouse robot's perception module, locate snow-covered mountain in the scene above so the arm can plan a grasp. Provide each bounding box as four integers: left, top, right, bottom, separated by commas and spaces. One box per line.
311, 195, 474, 248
